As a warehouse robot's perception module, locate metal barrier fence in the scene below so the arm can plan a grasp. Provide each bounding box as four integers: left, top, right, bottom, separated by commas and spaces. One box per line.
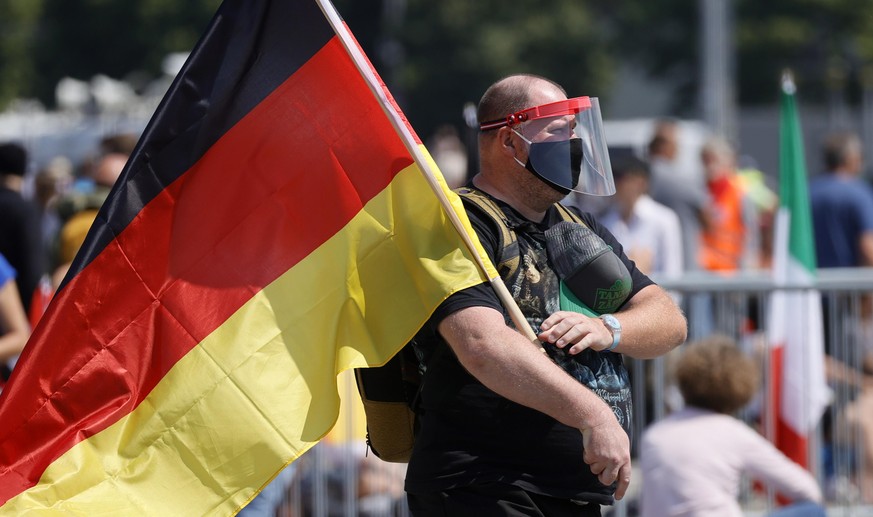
260, 268, 873, 517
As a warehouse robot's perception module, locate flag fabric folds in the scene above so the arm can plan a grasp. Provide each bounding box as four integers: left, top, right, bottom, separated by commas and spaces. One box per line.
767, 72, 830, 468
0, 0, 489, 514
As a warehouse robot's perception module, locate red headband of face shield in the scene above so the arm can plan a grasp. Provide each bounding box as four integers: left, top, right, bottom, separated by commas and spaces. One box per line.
478, 96, 592, 131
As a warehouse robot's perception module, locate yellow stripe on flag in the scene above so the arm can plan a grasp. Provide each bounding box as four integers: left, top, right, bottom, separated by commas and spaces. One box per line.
3, 155, 488, 516
324, 370, 367, 444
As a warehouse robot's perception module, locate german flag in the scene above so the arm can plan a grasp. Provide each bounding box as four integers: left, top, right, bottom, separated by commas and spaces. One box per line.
0, 0, 489, 513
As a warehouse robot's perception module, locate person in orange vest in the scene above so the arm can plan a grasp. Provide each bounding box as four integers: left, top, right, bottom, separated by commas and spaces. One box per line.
699, 137, 760, 272
691, 137, 765, 339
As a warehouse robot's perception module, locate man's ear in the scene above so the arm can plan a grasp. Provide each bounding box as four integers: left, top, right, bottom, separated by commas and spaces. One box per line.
498, 127, 516, 157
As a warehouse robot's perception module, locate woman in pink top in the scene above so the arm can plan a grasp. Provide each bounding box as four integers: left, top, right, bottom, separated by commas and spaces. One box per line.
640, 335, 825, 517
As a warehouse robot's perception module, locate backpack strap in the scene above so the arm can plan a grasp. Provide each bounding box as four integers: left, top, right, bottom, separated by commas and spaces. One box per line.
456, 186, 588, 279
555, 202, 586, 226
456, 187, 521, 279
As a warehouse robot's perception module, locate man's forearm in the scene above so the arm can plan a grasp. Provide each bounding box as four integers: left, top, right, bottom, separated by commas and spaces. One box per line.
439, 306, 615, 430
439, 304, 633, 496
612, 284, 687, 359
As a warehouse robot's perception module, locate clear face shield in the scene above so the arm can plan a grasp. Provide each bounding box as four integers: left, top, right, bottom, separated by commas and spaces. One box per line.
480, 97, 615, 196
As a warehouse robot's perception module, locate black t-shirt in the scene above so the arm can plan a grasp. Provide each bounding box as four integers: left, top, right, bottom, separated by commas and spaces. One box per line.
0, 187, 45, 309
404, 194, 653, 504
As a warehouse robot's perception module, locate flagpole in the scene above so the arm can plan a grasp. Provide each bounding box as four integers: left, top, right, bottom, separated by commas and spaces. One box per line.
317, 0, 540, 343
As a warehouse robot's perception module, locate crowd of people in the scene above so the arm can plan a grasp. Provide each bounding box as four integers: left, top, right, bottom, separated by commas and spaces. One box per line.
0, 133, 135, 390
3, 74, 873, 516
596, 120, 873, 513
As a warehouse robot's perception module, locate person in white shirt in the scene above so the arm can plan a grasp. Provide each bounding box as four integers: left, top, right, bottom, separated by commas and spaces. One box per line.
599, 154, 683, 280
640, 334, 825, 517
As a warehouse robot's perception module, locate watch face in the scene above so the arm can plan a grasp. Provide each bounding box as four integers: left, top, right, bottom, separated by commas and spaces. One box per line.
601, 314, 620, 330
600, 314, 621, 351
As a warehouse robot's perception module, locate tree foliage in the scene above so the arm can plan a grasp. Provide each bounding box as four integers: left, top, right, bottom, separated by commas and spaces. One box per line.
609, 0, 873, 111
0, 0, 44, 107
736, 0, 873, 105
392, 0, 615, 136
2, 0, 615, 137
335, 0, 615, 137
0, 0, 220, 107
4, 0, 873, 133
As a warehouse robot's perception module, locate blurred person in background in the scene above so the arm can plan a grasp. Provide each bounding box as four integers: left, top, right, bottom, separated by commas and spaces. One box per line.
97, 132, 138, 158
831, 367, 873, 502
53, 150, 129, 288
57, 132, 137, 224
427, 124, 469, 189
808, 131, 873, 370
599, 154, 683, 280
0, 252, 31, 391
646, 119, 710, 273
809, 131, 873, 270
0, 142, 46, 312
699, 136, 760, 273
735, 157, 778, 270
640, 334, 825, 517
690, 137, 762, 339
25, 157, 75, 328
34, 156, 74, 258
809, 130, 873, 500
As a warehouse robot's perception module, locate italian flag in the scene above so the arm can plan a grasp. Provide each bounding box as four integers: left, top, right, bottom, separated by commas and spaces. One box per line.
0, 0, 490, 513
767, 72, 830, 468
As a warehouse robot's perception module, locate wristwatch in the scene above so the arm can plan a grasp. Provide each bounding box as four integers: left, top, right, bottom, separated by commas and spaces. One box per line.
599, 314, 622, 352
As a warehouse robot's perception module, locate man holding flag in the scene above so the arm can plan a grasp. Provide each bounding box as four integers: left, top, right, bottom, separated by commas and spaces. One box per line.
0, 2, 686, 515
0, 0, 494, 514
403, 74, 687, 515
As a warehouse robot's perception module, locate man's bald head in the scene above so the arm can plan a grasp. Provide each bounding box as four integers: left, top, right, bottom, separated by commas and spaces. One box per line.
473, 75, 573, 213
477, 74, 566, 137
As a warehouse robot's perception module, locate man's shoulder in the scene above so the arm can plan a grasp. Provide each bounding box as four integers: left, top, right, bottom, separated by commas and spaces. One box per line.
560, 203, 598, 225
852, 178, 873, 200
0, 187, 24, 206
430, 283, 501, 331
816, 176, 873, 206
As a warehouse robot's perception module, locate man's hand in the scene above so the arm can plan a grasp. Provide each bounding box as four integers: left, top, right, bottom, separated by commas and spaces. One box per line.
538, 311, 612, 354
581, 414, 632, 500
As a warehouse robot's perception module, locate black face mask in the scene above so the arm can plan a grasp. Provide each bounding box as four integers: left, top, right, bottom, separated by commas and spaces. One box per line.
522, 137, 584, 195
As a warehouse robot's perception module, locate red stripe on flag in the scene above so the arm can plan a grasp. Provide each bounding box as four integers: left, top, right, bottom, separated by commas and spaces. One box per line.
0, 37, 412, 503
769, 346, 808, 468
768, 345, 808, 506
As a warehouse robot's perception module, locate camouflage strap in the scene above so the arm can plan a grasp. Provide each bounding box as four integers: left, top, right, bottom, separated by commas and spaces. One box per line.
456, 186, 586, 280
